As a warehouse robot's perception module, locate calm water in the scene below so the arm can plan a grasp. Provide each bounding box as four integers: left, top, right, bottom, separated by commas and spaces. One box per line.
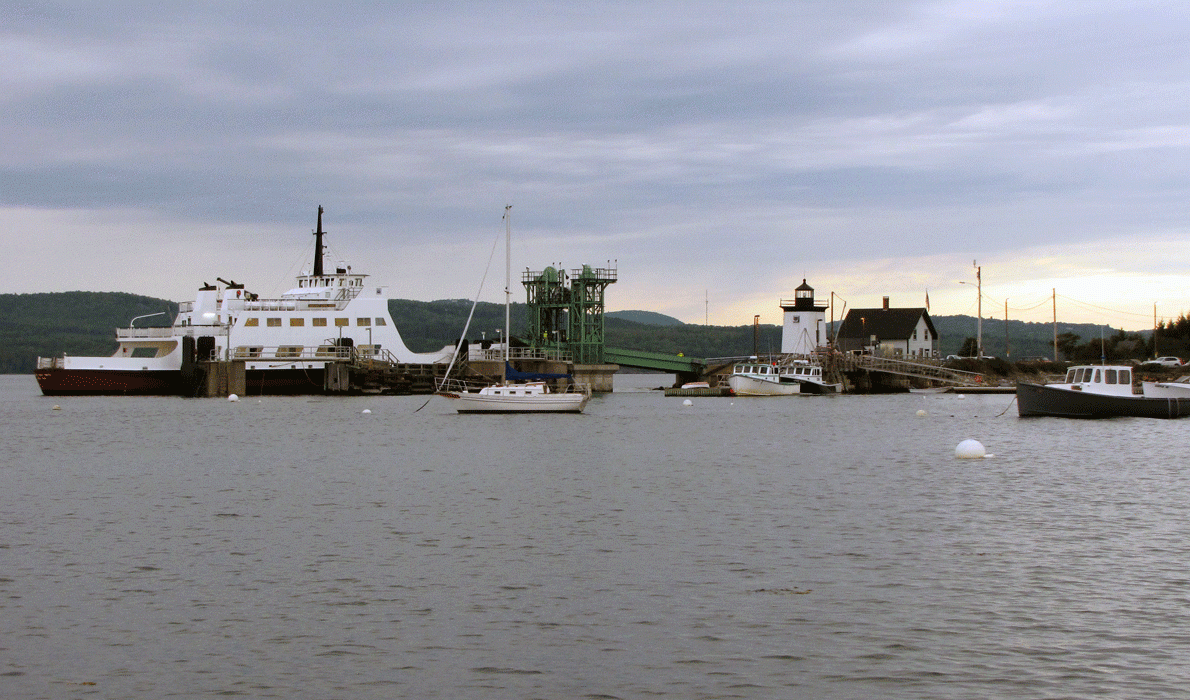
3, 373, 1190, 699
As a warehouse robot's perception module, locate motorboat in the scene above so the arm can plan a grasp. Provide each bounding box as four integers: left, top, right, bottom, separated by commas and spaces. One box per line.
36, 206, 453, 396
1017, 364, 1190, 418
727, 361, 800, 396
726, 358, 839, 396
437, 206, 590, 413
1142, 375, 1190, 398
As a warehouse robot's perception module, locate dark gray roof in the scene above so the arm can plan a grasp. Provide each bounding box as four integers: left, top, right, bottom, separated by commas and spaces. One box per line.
837, 307, 937, 340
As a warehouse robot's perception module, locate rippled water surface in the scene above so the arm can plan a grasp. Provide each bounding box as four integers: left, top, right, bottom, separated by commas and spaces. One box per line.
3, 373, 1190, 699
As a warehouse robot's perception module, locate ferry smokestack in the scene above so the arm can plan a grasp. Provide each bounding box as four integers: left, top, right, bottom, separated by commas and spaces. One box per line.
883, 296, 890, 310
313, 205, 325, 278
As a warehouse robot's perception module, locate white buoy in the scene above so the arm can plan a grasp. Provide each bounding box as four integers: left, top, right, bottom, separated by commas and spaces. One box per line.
682, 399, 693, 407
228, 394, 239, 402
361, 409, 372, 414
52, 405, 61, 411
956, 394, 966, 400
955, 439, 986, 459
916, 409, 927, 417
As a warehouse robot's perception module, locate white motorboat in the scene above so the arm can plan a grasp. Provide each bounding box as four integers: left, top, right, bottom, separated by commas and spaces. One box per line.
437, 206, 590, 413
726, 358, 839, 396
727, 361, 800, 395
36, 206, 452, 396
1142, 375, 1190, 398
1017, 364, 1190, 418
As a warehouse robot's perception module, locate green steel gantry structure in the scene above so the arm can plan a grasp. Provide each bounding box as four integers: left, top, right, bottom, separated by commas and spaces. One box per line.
522, 263, 618, 364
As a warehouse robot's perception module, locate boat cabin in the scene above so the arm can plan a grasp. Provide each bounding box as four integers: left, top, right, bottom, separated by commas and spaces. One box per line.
1055, 365, 1136, 397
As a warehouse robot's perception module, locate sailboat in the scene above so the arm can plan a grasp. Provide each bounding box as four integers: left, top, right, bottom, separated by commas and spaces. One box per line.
437, 206, 591, 413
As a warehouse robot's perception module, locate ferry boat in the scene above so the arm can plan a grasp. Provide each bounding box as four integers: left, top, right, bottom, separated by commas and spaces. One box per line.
1017, 364, 1190, 419
36, 207, 453, 396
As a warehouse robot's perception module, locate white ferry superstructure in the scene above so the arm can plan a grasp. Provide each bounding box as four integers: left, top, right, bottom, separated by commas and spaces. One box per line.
36, 207, 452, 396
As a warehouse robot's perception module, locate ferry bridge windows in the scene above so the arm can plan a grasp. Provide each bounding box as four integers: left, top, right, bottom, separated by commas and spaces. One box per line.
267, 318, 281, 327
277, 346, 303, 358
243, 317, 259, 327
312, 318, 327, 327
375, 317, 387, 326
357, 318, 371, 326
335, 318, 349, 327
290, 318, 304, 326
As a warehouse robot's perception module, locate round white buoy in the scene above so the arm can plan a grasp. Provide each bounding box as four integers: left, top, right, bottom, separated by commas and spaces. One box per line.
956, 394, 966, 400
52, 405, 61, 411
955, 439, 986, 459
916, 409, 927, 417
361, 409, 372, 414
228, 394, 239, 402
682, 399, 693, 407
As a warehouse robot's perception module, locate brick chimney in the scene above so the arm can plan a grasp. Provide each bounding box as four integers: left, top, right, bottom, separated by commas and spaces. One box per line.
883, 296, 890, 310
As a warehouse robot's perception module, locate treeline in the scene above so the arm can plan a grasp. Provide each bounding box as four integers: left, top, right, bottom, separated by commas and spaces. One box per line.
2, 292, 1171, 372
0, 292, 177, 373
389, 299, 784, 358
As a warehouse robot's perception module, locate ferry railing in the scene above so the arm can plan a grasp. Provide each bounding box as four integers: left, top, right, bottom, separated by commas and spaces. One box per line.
116, 327, 182, 339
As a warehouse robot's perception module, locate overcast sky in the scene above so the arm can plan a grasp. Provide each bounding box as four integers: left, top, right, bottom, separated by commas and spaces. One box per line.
6, 1, 1190, 330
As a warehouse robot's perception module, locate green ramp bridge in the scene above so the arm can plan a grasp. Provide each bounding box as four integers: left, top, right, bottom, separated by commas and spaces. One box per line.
603, 347, 709, 384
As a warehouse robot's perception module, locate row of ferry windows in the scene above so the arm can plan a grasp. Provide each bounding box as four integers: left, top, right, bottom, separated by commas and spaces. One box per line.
241, 317, 388, 327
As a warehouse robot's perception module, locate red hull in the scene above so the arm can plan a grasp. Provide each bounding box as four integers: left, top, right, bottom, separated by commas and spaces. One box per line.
36, 368, 184, 396
36, 367, 334, 397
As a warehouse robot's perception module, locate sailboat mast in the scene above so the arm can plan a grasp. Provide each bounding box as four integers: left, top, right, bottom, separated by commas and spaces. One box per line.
503, 205, 512, 386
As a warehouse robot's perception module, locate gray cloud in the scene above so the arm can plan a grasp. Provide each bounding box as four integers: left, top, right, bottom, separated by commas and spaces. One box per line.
5, 1, 1190, 324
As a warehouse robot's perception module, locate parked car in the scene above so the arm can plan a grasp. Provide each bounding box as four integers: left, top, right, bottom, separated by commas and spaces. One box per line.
1150, 356, 1184, 367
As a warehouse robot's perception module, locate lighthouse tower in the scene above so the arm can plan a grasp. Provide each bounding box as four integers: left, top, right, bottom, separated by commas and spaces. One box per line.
780, 279, 828, 355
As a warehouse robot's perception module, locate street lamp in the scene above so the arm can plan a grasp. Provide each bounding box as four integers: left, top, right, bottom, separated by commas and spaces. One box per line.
958, 262, 982, 357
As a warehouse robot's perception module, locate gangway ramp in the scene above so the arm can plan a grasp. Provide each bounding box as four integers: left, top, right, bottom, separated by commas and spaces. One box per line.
604, 347, 706, 374
840, 354, 984, 385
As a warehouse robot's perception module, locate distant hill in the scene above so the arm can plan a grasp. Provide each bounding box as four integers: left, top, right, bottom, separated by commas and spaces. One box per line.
606, 310, 684, 326
2, 292, 1148, 373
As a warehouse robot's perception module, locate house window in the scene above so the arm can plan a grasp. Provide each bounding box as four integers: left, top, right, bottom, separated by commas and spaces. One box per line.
312, 318, 327, 327
267, 318, 281, 327
913, 330, 918, 340
290, 318, 304, 326
243, 317, 259, 327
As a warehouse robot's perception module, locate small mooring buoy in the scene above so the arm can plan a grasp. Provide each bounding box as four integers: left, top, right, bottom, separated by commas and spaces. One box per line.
682, 399, 693, 407
228, 394, 240, 402
361, 409, 372, 414
52, 405, 61, 411
916, 409, 927, 417
955, 439, 989, 459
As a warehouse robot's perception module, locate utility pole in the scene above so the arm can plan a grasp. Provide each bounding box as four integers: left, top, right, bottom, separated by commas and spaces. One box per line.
1052, 288, 1057, 361
1154, 302, 1158, 358
974, 261, 982, 358
1005, 298, 1009, 359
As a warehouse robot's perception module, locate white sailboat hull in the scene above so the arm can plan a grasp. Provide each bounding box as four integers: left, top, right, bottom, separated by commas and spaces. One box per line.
440, 382, 590, 413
